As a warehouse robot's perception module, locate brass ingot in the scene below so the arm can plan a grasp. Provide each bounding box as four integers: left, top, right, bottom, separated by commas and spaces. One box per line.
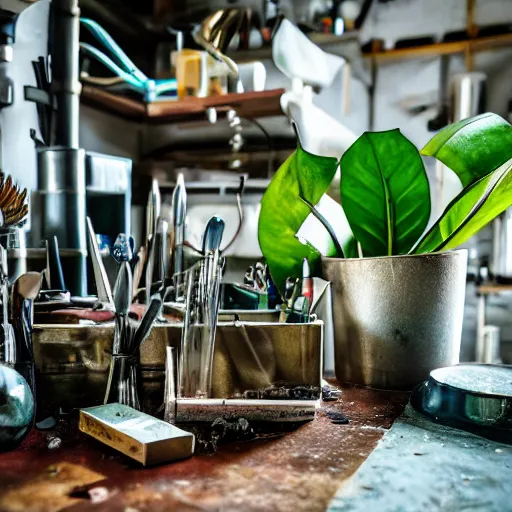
79, 403, 194, 465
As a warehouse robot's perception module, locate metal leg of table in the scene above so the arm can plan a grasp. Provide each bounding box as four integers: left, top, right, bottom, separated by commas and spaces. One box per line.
475, 294, 486, 363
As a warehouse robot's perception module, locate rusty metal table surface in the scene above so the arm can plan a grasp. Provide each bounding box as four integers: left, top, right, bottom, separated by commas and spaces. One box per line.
0, 386, 408, 512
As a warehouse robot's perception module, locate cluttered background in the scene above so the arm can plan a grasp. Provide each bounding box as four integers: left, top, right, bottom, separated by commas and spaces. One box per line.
2, 0, 512, 366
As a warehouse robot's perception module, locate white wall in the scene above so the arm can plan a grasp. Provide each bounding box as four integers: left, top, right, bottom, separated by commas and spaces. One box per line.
79, 105, 140, 161
0, 0, 50, 194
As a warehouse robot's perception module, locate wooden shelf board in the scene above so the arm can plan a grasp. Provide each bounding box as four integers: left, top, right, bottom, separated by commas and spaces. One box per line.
227, 31, 361, 63
366, 33, 512, 61
477, 283, 512, 295
81, 87, 285, 123
81, 33, 512, 123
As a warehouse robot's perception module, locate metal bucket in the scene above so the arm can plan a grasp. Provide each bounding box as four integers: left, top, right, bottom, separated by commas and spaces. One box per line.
322, 250, 468, 390
32, 320, 323, 417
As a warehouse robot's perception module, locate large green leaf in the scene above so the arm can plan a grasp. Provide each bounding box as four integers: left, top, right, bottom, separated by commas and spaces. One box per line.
413, 158, 512, 253
339, 129, 430, 256
258, 146, 350, 294
421, 113, 512, 187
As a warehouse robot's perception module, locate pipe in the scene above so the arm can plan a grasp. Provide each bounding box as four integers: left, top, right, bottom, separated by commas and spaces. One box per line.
50, 0, 80, 148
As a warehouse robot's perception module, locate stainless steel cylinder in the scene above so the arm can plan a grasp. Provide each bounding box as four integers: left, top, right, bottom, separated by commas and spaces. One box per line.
482, 326, 501, 364
322, 250, 468, 390
490, 209, 512, 282
31, 147, 87, 295
451, 72, 486, 122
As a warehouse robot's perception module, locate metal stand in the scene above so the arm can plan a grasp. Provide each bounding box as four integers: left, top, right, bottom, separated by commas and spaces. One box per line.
475, 292, 486, 362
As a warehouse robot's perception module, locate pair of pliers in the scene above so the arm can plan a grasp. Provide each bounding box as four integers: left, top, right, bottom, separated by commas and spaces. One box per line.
79, 18, 177, 102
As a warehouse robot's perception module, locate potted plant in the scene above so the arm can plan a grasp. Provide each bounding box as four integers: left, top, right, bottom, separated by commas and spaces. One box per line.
258, 113, 512, 389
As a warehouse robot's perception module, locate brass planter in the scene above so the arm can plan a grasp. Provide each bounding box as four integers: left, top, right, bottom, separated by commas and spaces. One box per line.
322, 250, 467, 390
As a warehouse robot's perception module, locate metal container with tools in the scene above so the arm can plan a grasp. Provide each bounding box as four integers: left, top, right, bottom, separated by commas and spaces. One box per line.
30, 147, 87, 295
322, 250, 467, 390
32, 320, 323, 419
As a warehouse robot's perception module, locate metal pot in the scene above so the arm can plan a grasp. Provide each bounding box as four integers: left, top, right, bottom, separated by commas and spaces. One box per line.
322, 250, 467, 390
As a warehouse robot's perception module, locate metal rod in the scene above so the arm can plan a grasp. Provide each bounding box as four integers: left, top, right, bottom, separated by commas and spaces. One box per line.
475, 293, 486, 362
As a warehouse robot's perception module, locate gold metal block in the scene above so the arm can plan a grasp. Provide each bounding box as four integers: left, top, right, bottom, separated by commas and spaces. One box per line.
79, 403, 195, 465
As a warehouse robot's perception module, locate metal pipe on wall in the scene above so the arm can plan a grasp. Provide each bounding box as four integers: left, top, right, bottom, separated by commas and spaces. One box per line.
31, 147, 87, 296
30, 0, 87, 295
50, 0, 80, 148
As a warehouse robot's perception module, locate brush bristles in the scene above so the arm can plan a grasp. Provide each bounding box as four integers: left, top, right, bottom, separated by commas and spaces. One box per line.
0, 172, 28, 228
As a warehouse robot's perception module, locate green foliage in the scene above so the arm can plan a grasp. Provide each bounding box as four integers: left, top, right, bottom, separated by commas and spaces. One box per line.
258, 113, 512, 285
421, 113, 512, 187
339, 130, 430, 256
413, 158, 512, 253
258, 146, 340, 294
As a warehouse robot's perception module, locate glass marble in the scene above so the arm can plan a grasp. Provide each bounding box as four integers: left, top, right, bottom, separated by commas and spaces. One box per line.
0, 364, 35, 451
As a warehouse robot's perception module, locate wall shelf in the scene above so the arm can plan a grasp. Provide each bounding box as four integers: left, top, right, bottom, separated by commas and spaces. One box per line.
477, 283, 512, 295
81, 87, 285, 124
366, 33, 512, 62
81, 32, 512, 123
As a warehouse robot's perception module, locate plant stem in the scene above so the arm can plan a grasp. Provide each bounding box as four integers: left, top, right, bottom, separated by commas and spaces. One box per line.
299, 196, 345, 258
